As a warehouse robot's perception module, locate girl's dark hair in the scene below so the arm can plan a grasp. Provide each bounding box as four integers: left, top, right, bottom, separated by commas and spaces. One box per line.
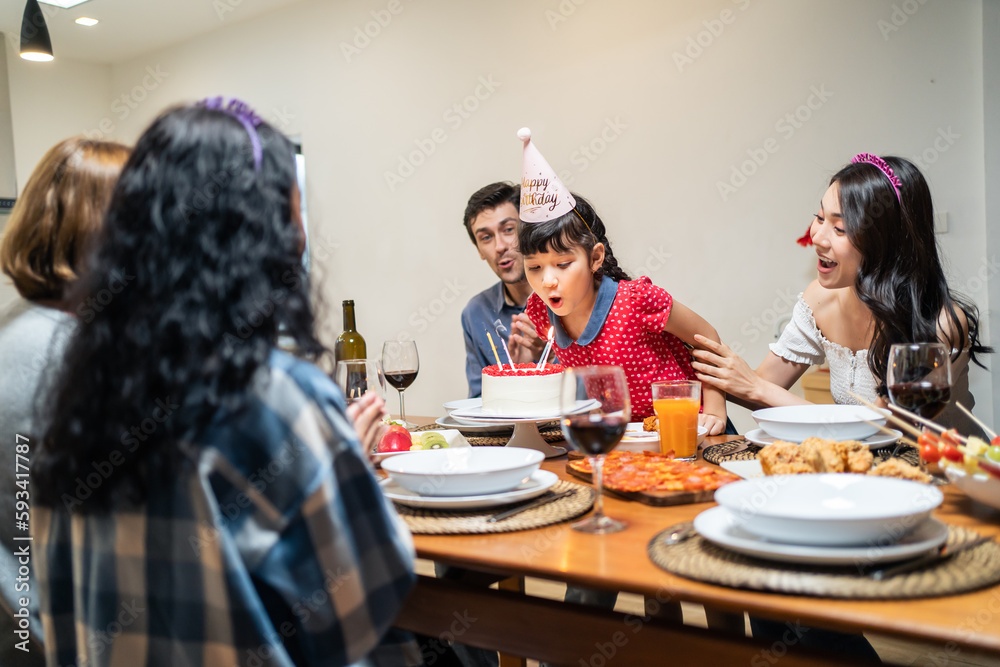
34, 104, 325, 511
834, 156, 990, 395
517, 193, 631, 284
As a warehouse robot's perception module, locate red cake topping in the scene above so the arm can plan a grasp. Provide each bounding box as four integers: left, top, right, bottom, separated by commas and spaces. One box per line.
483, 363, 565, 377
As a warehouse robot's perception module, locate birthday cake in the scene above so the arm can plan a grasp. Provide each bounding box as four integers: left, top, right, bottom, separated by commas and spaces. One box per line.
481, 363, 565, 416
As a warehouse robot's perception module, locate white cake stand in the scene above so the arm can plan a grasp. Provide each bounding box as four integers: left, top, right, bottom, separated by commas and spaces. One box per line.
447, 400, 600, 459
449, 413, 566, 458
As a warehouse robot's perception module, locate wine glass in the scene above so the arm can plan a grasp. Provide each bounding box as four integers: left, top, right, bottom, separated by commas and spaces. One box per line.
887, 343, 952, 420
335, 360, 385, 405
560, 366, 630, 534
382, 341, 419, 425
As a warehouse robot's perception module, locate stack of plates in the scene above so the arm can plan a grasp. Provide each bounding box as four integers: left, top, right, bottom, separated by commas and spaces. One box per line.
750, 404, 895, 445
379, 447, 558, 509
693, 474, 948, 565
436, 398, 518, 432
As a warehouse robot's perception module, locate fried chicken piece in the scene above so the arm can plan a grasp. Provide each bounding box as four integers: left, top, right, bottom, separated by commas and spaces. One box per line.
842, 441, 874, 473
759, 441, 816, 475
643, 415, 659, 432
800, 437, 844, 472
868, 458, 933, 484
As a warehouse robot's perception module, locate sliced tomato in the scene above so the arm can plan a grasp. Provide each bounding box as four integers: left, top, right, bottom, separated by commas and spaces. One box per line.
918, 432, 940, 448
991, 436, 1000, 448
941, 443, 964, 463
920, 443, 942, 464
941, 429, 964, 447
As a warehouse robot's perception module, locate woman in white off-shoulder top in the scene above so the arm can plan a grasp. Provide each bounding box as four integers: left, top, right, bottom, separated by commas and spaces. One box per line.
691, 154, 990, 434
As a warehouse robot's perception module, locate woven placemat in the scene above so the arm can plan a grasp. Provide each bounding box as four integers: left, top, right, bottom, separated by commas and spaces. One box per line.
648, 524, 1000, 599
702, 438, 920, 467
394, 480, 594, 534
413, 422, 565, 447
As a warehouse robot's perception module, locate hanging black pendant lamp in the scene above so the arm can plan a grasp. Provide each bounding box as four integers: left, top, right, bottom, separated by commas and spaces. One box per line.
20, 0, 54, 62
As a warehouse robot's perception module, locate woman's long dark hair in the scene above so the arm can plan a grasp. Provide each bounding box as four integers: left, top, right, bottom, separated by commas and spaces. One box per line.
34, 104, 325, 511
835, 156, 990, 394
517, 193, 631, 285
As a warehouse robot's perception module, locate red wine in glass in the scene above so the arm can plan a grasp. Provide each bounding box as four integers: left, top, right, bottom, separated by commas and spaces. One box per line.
562, 415, 627, 455
385, 371, 418, 391
887, 382, 951, 420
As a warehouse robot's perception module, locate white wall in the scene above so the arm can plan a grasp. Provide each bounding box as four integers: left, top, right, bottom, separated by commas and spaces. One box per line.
985, 0, 1000, 427
9, 0, 996, 431
0, 37, 111, 309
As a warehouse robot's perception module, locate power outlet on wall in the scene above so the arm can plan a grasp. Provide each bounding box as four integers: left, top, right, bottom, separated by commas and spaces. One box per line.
934, 211, 948, 234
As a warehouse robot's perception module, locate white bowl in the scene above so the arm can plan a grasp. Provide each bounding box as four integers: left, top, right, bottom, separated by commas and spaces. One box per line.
751, 404, 888, 442
713, 474, 943, 546
944, 466, 1000, 511
380, 447, 544, 497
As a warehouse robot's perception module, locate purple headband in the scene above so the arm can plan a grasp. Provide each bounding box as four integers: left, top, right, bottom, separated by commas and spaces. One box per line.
851, 153, 901, 204
198, 96, 264, 171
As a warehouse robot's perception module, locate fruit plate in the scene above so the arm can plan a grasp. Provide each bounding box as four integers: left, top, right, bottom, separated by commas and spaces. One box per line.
379, 470, 558, 509
744, 428, 902, 450
694, 506, 949, 566
372, 429, 471, 463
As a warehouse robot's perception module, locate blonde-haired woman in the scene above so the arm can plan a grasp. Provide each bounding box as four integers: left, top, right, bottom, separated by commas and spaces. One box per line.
0, 136, 129, 665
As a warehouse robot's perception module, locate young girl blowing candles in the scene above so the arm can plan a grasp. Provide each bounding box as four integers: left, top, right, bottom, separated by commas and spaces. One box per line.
515, 128, 729, 434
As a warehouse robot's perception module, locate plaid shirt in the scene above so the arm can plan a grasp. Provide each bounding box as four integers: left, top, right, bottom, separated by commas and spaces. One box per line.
34, 350, 419, 666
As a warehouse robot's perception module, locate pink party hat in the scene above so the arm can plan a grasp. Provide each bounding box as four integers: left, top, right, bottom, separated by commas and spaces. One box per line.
517, 128, 576, 223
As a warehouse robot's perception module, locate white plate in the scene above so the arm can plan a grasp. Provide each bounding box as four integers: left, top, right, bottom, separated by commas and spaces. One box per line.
451, 399, 600, 422
714, 474, 943, 546
745, 428, 902, 450
752, 404, 889, 442
944, 466, 1000, 511
694, 506, 949, 566
443, 398, 482, 412
379, 470, 558, 509
621, 423, 708, 443
621, 422, 659, 442
720, 460, 764, 479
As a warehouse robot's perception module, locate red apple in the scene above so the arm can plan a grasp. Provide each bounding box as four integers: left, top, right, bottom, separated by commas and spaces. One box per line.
378, 425, 412, 453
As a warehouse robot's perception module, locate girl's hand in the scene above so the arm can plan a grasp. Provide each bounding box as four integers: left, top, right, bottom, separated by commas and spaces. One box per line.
346, 391, 389, 459
508, 313, 546, 364
690, 334, 762, 403
699, 412, 727, 436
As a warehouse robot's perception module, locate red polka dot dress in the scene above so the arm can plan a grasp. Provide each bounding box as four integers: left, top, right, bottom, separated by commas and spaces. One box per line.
526, 276, 696, 419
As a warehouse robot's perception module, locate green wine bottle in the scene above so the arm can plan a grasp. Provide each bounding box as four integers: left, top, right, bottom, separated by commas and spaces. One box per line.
334, 300, 367, 364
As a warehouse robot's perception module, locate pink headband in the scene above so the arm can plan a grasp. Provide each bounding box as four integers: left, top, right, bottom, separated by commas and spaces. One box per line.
796, 153, 903, 247
851, 153, 902, 204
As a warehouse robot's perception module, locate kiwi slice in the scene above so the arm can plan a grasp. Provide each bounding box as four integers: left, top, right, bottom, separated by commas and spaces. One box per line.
419, 432, 449, 450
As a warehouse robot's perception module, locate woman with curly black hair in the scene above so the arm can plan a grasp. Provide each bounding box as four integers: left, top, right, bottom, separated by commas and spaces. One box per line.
32, 100, 417, 667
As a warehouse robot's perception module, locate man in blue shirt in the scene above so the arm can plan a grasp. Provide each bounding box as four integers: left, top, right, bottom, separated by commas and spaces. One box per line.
460, 182, 545, 397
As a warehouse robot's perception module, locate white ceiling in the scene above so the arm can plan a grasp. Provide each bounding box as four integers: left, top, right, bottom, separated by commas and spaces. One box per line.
0, 0, 304, 65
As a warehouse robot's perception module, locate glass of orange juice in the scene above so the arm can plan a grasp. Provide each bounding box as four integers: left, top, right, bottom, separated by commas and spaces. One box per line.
651, 380, 701, 461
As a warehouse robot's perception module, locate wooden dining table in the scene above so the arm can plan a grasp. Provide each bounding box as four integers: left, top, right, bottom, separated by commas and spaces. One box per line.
393, 425, 1000, 666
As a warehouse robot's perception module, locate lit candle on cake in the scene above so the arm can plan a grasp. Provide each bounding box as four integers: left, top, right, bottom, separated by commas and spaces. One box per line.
536, 326, 555, 371
486, 331, 504, 370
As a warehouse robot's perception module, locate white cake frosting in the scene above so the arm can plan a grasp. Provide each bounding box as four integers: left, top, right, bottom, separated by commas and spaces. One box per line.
481, 364, 564, 416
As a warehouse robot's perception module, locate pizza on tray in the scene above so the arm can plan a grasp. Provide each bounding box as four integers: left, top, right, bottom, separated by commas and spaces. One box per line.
569, 451, 741, 494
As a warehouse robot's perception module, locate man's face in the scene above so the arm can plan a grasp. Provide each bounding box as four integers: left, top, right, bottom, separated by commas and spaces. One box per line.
470, 202, 525, 284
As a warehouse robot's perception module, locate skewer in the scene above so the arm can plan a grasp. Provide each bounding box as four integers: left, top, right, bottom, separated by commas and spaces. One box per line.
884, 404, 948, 435
861, 419, 918, 449
846, 391, 924, 440
956, 402, 998, 440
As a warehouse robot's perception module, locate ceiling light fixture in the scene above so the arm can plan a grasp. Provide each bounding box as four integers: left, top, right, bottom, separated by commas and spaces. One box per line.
20, 0, 54, 62
38, 0, 92, 8
75, 17, 98, 27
